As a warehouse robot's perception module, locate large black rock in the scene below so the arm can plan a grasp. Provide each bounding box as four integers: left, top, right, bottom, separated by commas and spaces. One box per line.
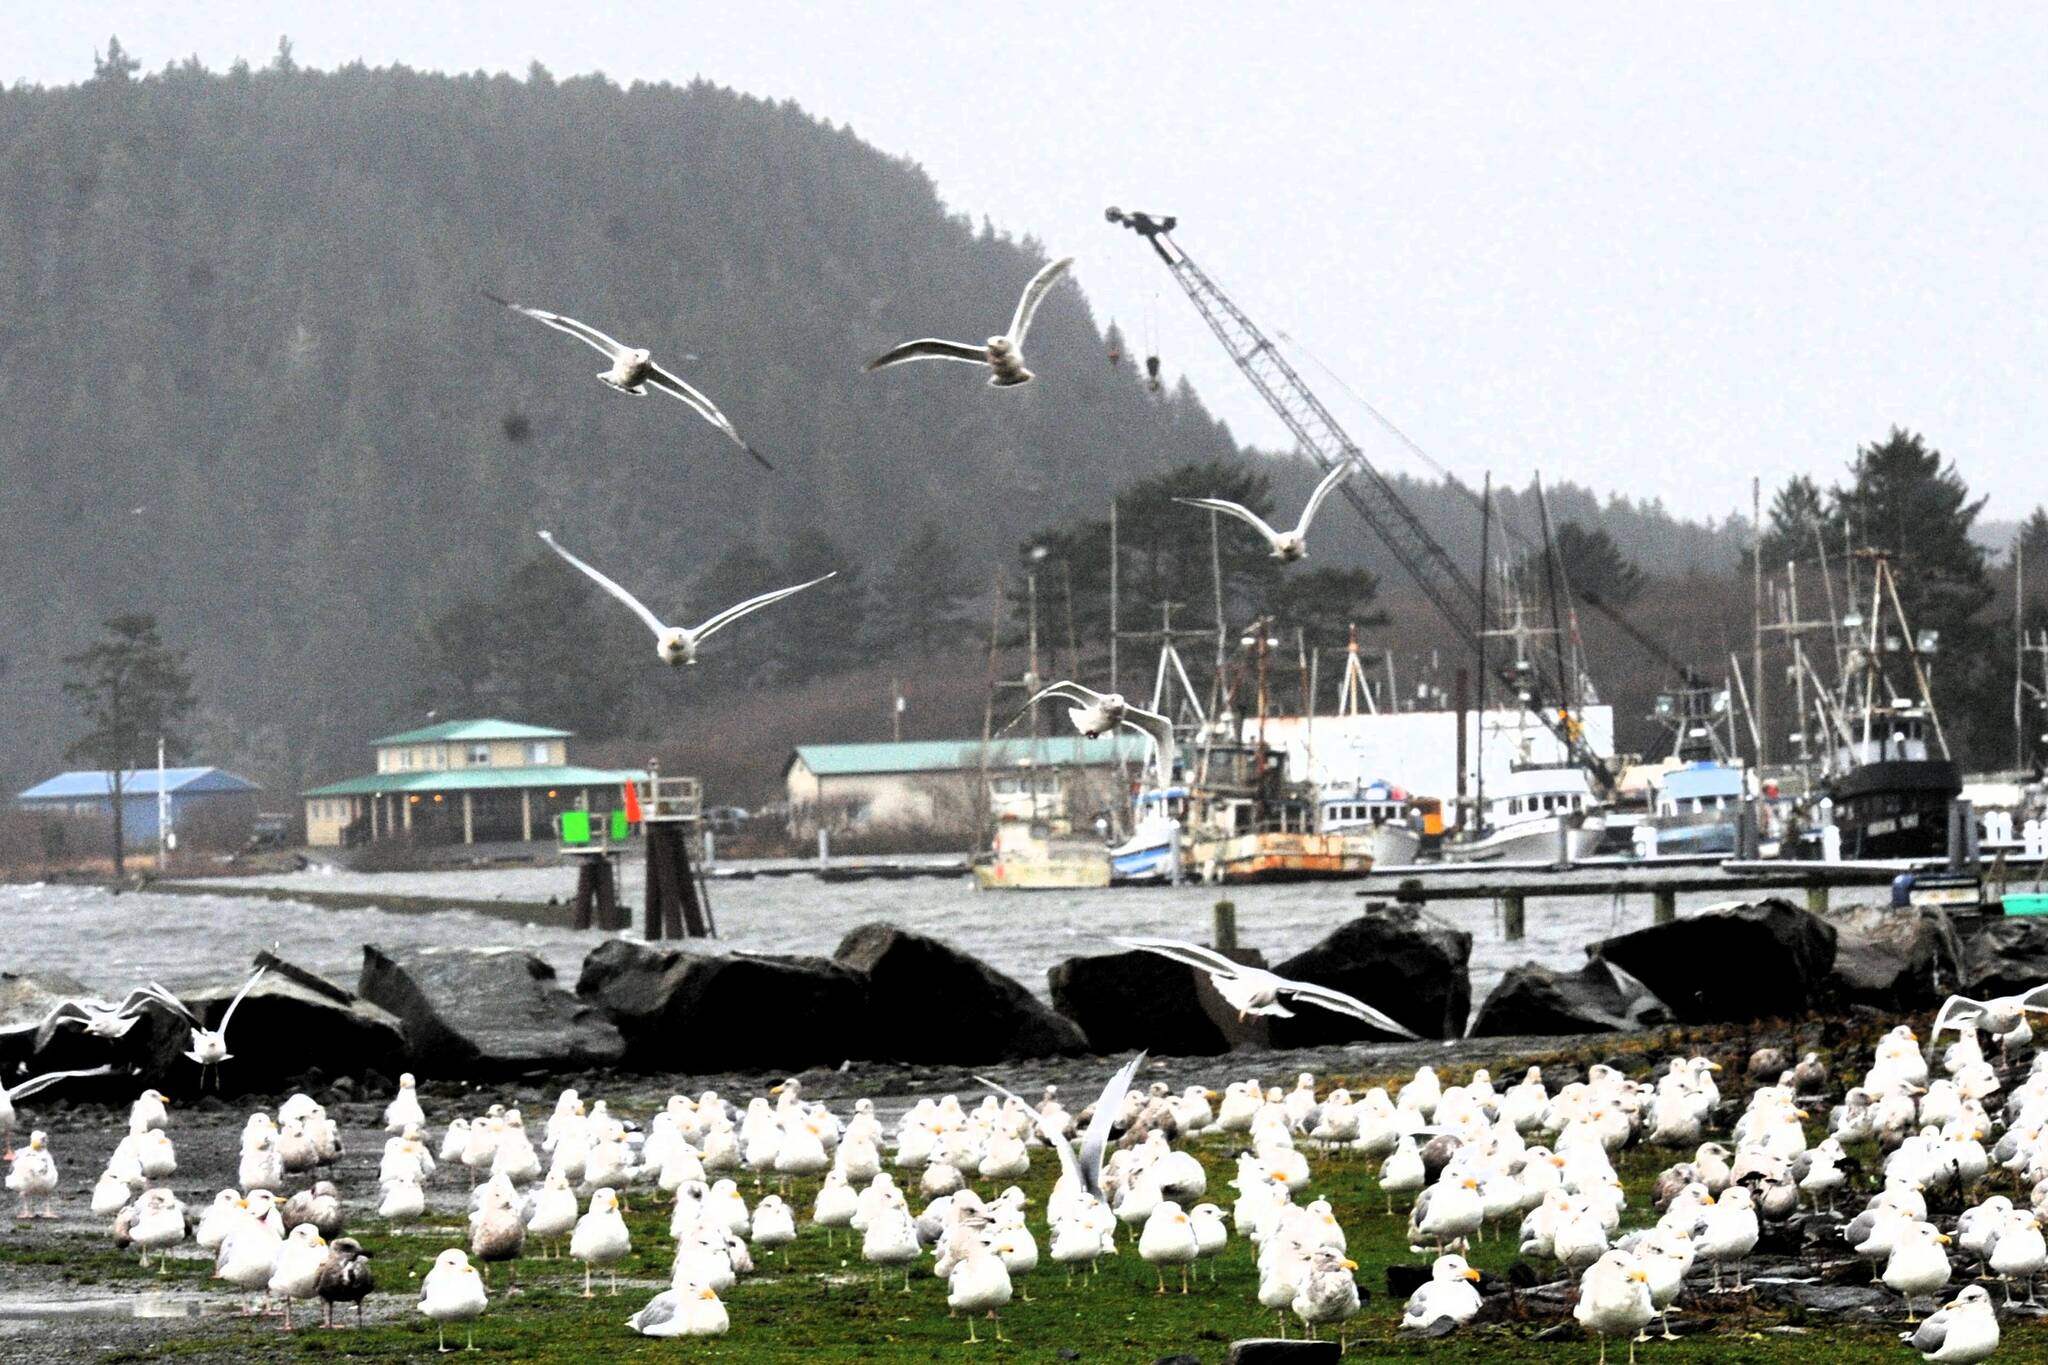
1048, 949, 1232, 1055
1469, 959, 1642, 1037
135, 954, 407, 1094
1962, 916, 2048, 998
359, 945, 625, 1077
1225, 1340, 1342, 1364
577, 939, 870, 1071
1265, 907, 1472, 1045
833, 923, 1087, 1063
1818, 902, 1942, 1011
1595, 898, 1836, 1023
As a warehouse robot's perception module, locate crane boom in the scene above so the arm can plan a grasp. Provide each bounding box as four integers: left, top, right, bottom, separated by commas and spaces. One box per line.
1107, 206, 1613, 791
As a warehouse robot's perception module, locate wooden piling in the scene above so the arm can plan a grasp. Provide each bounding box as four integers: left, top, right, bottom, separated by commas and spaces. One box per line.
645, 823, 713, 940
1503, 891, 1526, 941
570, 855, 622, 932
1213, 900, 1238, 952
1806, 883, 1829, 915
1653, 887, 1677, 924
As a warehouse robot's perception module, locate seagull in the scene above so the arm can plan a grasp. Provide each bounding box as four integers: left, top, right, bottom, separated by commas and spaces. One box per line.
481, 290, 772, 470
538, 531, 834, 667
973, 1053, 1145, 1205
32, 991, 161, 1052
999, 681, 1176, 780
137, 968, 267, 1087
1111, 936, 1423, 1039
1930, 985, 2048, 1040
1174, 459, 1355, 561
864, 256, 1074, 387
0, 1067, 113, 1154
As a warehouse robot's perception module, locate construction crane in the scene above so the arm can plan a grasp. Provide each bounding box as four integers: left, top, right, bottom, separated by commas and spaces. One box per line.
1106, 206, 1614, 792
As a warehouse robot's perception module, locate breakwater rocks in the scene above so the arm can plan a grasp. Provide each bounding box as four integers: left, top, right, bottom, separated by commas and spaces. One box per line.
13, 897, 2002, 1093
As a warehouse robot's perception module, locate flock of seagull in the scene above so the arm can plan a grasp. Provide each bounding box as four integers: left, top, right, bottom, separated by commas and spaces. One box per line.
0, 977, 2045, 1358
481, 255, 1356, 771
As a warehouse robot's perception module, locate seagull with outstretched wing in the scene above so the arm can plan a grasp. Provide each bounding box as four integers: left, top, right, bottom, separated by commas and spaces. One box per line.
0, 1066, 114, 1153
32, 990, 161, 1053
865, 257, 1074, 388
481, 289, 772, 469
1929, 983, 2048, 1040
539, 531, 834, 667
974, 1052, 1145, 1206
998, 680, 1176, 781
1113, 935, 1422, 1040
1175, 459, 1355, 562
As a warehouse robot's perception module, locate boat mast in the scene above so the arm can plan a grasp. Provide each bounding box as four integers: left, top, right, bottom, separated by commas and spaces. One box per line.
1475, 473, 1491, 833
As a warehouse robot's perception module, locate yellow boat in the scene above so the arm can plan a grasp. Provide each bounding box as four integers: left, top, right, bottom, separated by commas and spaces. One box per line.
971, 819, 1110, 890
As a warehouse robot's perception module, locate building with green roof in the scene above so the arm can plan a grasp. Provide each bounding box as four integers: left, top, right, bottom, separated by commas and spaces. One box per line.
782, 735, 1146, 838
301, 717, 644, 847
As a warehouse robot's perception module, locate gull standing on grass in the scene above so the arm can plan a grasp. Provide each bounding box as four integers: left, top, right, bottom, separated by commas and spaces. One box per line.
1000, 681, 1177, 781
1112, 936, 1422, 1038
864, 256, 1074, 387
1174, 459, 1355, 562
481, 290, 772, 470
538, 531, 834, 667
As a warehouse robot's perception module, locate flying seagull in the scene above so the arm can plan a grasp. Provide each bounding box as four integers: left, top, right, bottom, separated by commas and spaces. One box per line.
999, 680, 1176, 780
32, 990, 162, 1052
1174, 459, 1355, 562
0, 1067, 114, 1153
481, 289, 772, 470
974, 1052, 1144, 1204
1112, 936, 1423, 1039
538, 531, 834, 667
865, 256, 1074, 387
137, 967, 267, 1086
1929, 984, 2048, 1040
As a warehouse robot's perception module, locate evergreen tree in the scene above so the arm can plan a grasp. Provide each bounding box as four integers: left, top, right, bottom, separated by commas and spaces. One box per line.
868, 520, 977, 657
1758, 473, 1833, 568
61, 613, 197, 875
1547, 522, 1647, 607
1263, 566, 1388, 653
772, 527, 867, 683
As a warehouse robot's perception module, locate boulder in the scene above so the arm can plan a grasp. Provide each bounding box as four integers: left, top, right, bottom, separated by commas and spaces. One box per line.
1265, 907, 1471, 1046
1595, 899, 1836, 1023
0, 969, 91, 1071
359, 945, 625, 1077
133, 956, 407, 1094
577, 939, 870, 1071
1961, 916, 2048, 999
1818, 902, 1942, 1010
833, 923, 1087, 1063
1047, 949, 1233, 1055
1225, 1341, 1342, 1364
1468, 959, 1643, 1037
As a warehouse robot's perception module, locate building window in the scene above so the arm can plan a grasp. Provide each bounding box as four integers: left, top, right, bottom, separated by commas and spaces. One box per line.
469, 744, 492, 766
529, 742, 550, 764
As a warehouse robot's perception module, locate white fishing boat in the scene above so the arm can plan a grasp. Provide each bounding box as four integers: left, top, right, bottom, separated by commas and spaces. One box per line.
1316, 780, 1428, 865
1440, 764, 1605, 863
1109, 787, 1187, 884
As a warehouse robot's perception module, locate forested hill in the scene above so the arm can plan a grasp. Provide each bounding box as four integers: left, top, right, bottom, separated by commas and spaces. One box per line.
0, 50, 1752, 799
0, 53, 1244, 789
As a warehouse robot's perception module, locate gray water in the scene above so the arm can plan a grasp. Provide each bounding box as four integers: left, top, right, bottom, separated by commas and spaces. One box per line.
0, 866, 1739, 1006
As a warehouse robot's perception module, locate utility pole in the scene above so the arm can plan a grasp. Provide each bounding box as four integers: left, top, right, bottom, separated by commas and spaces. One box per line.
1752, 476, 1767, 769
156, 735, 170, 873
890, 679, 904, 742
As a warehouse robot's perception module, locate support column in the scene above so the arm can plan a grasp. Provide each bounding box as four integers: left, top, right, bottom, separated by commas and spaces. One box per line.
1503, 892, 1526, 942
520, 789, 533, 842
1806, 883, 1829, 915
462, 791, 474, 845
1653, 888, 1677, 924
401, 795, 412, 833
369, 796, 379, 841
1213, 900, 1238, 952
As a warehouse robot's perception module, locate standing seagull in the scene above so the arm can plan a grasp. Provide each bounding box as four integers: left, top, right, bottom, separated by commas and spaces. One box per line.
538, 531, 834, 667
865, 256, 1074, 387
1112, 936, 1422, 1039
1174, 460, 1355, 562
1001, 681, 1176, 781
138, 968, 267, 1088
481, 290, 772, 470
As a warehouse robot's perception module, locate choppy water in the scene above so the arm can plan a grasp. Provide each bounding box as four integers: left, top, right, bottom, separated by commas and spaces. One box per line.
0, 865, 1740, 1008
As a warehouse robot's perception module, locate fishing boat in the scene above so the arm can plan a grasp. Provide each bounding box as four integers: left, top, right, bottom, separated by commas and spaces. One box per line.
1316, 780, 1428, 865
1801, 553, 1961, 861
972, 815, 1111, 889
1181, 740, 1376, 883
1439, 763, 1606, 863
1108, 786, 1187, 883
1638, 762, 1747, 856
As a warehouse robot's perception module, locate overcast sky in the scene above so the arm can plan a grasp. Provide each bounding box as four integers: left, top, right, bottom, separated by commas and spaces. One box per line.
16, 4, 2048, 521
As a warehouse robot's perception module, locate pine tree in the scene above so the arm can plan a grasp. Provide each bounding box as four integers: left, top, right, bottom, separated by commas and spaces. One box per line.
1758, 474, 1832, 568
868, 520, 977, 658
62, 614, 197, 876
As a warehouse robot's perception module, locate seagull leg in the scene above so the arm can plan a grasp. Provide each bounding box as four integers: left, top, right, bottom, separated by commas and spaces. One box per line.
992, 1310, 1006, 1342
1156, 1266, 1167, 1295
583, 1264, 593, 1298
964, 1316, 979, 1344
1181, 1265, 1190, 1294
438, 1324, 448, 1353
467, 1324, 476, 1351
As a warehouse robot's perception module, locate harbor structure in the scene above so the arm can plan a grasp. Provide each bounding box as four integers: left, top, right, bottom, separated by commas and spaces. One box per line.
300, 718, 645, 847
783, 736, 1146, 839
16, 766, 260, 849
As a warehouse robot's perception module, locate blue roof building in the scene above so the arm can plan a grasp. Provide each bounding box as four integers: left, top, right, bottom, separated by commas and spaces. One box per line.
17, 767, 262, 848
